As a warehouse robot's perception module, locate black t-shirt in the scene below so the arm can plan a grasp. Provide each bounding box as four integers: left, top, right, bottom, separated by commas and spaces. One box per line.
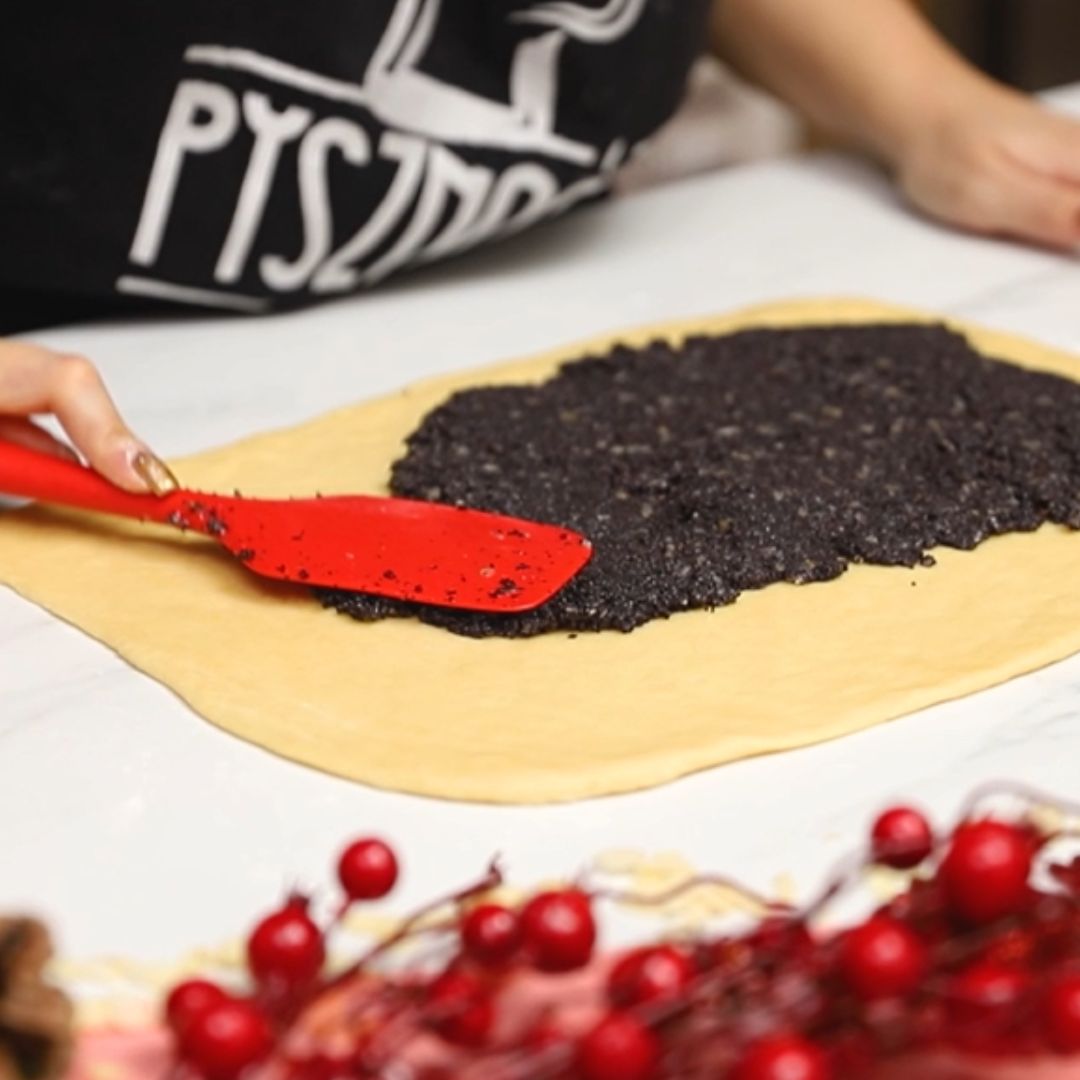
1, 1, 708, 332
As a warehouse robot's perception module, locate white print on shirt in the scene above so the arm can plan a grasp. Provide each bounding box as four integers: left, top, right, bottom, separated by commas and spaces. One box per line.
122, 0, 646, 305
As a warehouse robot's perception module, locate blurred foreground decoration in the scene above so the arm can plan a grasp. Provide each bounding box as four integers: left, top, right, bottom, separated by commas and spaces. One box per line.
0, 920, 72, 1080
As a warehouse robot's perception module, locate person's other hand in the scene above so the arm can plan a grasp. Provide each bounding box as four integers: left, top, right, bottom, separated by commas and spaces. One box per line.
0, 338, 176, 493
898, 84, 1080, 252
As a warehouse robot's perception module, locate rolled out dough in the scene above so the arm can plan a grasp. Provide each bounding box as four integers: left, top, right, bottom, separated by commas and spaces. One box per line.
3, 298, 1080, 803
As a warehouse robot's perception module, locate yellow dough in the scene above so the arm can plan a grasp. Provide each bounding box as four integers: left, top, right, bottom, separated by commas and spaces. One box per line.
4, 298, 1080, 803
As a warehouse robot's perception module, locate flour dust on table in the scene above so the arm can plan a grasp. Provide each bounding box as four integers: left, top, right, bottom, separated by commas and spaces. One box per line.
4, 301, 1080, 803
320, 323, 1080, 637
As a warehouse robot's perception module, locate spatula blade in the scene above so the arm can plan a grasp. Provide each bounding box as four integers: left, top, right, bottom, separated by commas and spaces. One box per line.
191, 494, 592, 613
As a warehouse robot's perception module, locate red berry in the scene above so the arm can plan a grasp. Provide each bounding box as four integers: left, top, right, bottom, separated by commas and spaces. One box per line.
1044, 973, 1080, 1053
608, 945, 695, 1007
337, 838, 399, 901
871, 806, 934, 869
577, 1012, 660, 1080
521, 889, 597, 973
460, 904, 522, 967
525, 1017, 565, 1051
826, 1028, 878, 1074
247, 900, 325, 988
182, 999, 273, 1080
881, 877, 947, 926
426, 970, 495, 1048
165, 979, 228, 1038
940, 820, 1033, 924
979, 925, 1037, 969
735, 1034, 832, 1080
746, 918, 824, 983
839, 915, 927, 1000
1034, 894, 1075, 946
911, 999, 949, 1049
947, 964, 1034, 1053
293, 1051, 361, 1080
748, 917, 815, 957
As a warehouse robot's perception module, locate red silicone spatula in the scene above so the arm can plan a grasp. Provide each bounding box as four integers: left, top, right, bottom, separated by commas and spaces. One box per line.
0, 440, 592, 613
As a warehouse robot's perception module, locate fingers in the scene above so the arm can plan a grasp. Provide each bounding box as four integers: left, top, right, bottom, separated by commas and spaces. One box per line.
0, 341, 177, 494
900, 90, 1080, 255
986, 159, 1080, 252
994, 113, 1080, 245
1004, 110, 1080, 187
906, 145, 1080, 254
0, 417, 79, 461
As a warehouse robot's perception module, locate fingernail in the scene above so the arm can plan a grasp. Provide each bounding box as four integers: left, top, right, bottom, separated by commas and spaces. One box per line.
131, 449, 180, 495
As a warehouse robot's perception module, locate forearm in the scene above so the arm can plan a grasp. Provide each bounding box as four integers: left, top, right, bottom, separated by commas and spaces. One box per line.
711, 0, 1002, 167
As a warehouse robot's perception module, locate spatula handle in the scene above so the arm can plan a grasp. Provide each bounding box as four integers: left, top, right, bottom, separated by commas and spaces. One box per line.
0, 438, 182, 523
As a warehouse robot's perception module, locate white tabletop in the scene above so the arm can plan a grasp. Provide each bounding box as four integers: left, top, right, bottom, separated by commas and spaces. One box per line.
3, 86, 1080, 972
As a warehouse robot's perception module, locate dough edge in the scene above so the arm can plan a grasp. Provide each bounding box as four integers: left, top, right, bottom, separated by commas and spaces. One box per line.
2, 296, 1079, 804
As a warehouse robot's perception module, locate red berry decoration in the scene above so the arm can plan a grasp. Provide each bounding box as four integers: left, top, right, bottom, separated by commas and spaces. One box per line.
525, 1017, 565, 1051
521, 889, 597, 973
165, 979, 228, 1039
940, 820, 1033, 924
608, 945, 695, 1007
156, 787, 1080, 1078
735, 1034, 832, 1080
871, 806, 934, 870
338, 838, 399, 901
1044, 973, 1080, 1053
826, 1028, 878, 1074
577, 1012, 660, 1080
838, 915, 927, 1001
461, 903, 522, 968
979, 925, 1038, 969
182, 998, 273, 1080
1049, 855, 1080, 896
293, 1051, 362, 1080
947, 964, 1034, 1053
745, 918, 817, 967
426, 970, 495, 1048
247, 900, 326, 989
949, 964, 1031, 1021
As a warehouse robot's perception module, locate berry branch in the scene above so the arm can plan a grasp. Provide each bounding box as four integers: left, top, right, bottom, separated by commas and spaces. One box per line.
160, 797, 1080, 1080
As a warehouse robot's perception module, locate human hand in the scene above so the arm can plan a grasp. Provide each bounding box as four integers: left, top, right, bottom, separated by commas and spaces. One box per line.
712, 0, 1080, 253
897, 83, 1080, 252
0, 339, 176, 494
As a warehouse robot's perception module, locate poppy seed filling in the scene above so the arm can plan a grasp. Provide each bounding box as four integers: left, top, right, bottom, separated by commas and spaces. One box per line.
317, 324, 1080, 638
